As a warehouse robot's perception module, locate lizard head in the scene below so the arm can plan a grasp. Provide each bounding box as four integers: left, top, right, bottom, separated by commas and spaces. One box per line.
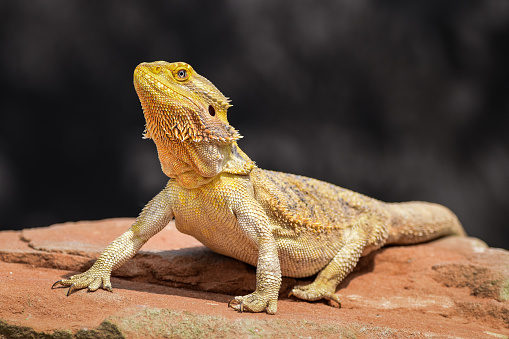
133, 61, 254, 187
133, 61, 241, 143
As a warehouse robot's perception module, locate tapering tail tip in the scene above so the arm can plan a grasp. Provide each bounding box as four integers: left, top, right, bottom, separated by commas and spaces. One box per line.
386, 201, 466, 245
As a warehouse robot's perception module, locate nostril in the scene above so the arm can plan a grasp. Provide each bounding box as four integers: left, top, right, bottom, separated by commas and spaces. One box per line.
208, 105, 216, 116
152, 66, 162, 74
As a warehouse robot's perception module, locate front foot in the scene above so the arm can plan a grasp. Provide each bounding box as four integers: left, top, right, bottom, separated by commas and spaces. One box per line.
289, 282, 341, 307
52, 267, 113, 296
228, 291, 278, 314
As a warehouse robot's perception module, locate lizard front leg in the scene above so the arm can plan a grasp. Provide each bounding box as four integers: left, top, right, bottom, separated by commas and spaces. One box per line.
52, 185, 174, 295
228, 201, 282, 314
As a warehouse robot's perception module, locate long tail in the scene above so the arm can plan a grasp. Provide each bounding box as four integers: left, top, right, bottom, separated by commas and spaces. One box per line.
385, 201, 466, 245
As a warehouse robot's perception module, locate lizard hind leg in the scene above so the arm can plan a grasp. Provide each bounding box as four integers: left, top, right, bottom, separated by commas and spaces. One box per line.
289, 231, 367, 307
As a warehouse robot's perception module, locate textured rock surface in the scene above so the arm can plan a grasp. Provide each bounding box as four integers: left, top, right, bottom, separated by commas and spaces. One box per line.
0, 219, 508, 338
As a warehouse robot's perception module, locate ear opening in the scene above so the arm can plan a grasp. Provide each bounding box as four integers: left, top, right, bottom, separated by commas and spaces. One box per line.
208, 105, 216, 116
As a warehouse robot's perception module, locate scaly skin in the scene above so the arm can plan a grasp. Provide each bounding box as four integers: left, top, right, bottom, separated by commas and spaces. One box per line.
53, 61, 466, 314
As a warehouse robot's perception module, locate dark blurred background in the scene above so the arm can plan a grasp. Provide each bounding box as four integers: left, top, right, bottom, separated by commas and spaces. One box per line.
0, 1, 508, 249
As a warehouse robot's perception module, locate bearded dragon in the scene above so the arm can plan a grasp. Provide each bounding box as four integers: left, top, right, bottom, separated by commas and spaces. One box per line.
52, 61, 466, 314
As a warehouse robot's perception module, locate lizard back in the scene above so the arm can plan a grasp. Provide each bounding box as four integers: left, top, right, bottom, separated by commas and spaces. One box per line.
251, 168, 390, 238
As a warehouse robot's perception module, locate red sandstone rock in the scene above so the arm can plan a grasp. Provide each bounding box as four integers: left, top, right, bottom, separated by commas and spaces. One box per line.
0, 219, 508, 338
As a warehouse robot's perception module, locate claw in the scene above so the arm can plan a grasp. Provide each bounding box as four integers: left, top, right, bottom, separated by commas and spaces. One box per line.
228, 298, 235, 308
327, 294, 342, 308
227, 297, 244, 313
67, 283, 79, 296
51, 280, 64, 289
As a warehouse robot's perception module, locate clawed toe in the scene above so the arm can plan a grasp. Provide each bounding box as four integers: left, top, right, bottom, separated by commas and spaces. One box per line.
51, 280, 65, 289
51, 272, 113, 296
51, 279, 80, 296
67, 283, 79, 296
228, 298, 244, 313
289, 284, 341, 308
227, 292, 277, 314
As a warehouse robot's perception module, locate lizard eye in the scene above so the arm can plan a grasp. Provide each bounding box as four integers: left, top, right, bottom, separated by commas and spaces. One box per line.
176, 69, 188, 80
